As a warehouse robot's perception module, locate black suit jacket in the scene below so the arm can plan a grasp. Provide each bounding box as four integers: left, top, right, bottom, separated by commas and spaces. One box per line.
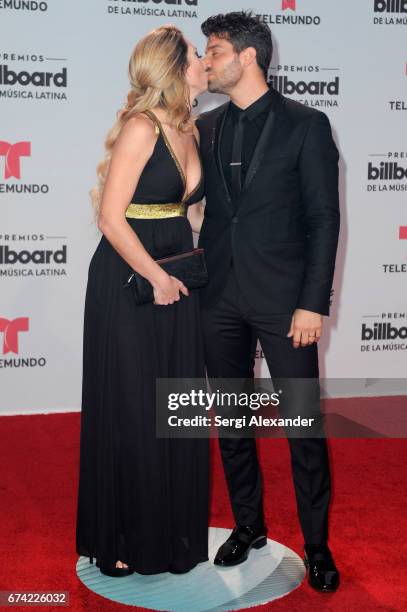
196, 88, 340, 316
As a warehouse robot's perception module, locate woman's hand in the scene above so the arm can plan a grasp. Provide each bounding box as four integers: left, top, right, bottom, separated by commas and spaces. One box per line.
152, 274, 189, 305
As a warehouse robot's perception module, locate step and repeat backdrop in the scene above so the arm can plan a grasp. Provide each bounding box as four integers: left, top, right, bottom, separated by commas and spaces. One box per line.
1, 1, 406, 413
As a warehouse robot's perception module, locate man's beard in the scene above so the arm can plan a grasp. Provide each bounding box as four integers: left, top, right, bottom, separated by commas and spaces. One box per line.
207, 57, 242, 95
207, 79, 226, 94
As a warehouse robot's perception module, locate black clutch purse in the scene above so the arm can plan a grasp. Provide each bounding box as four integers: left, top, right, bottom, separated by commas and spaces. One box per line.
124, 247, 208, 305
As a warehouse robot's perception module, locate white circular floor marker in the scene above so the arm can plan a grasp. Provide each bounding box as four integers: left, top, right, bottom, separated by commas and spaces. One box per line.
76, 527, 305, 610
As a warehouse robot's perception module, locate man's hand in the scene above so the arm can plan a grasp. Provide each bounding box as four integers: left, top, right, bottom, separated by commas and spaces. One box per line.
287, 309, 323, 348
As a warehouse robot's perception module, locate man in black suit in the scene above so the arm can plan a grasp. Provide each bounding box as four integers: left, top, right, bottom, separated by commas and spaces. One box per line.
196, 11, 340, 592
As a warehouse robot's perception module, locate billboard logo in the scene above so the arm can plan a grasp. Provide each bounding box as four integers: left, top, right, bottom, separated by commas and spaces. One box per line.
400, 227, 407, 239
0, 65, 67, 88
374, 0, 407, 12
373, 0, 407, 23
0, 244, 67, 264
282, 0, 296, 9
0, 234, 68, 278
268, 65, 340, 108
366, 152, 407, 192
361, 322, 407, 340
361, 313, 407, 353
0, 53, 68, 101
368, 162, 407, 180
0, 317, 29, 354
269, 75, 339, 96
0, 141, 30, 179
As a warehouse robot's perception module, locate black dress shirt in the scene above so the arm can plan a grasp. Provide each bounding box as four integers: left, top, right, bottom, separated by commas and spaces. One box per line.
221, 87, 274, 195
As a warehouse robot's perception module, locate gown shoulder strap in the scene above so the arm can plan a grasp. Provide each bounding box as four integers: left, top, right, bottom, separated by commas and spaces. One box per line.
141, 109, 161, 136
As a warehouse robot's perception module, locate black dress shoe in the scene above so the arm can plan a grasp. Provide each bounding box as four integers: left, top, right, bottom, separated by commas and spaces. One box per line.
214, 525, 267, 567
303, 544, 340, 592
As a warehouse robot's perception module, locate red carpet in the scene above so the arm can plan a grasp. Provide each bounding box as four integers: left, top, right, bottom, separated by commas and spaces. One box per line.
0, 408, 406, 611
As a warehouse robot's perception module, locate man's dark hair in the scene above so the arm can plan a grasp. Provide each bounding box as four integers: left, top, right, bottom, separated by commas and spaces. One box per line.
201, 11, 272, 79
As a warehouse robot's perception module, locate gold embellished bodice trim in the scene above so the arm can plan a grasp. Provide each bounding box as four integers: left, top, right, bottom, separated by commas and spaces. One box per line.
125, 202, 186, 219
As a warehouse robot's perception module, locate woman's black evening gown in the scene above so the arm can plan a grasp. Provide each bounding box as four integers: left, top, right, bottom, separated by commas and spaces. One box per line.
76, 110, 209, 574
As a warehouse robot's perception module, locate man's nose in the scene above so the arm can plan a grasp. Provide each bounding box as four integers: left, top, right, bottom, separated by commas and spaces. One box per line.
202, 55, 211, 70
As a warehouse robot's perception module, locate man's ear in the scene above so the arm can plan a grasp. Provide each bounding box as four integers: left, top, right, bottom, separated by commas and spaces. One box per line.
240, 46, 257, 68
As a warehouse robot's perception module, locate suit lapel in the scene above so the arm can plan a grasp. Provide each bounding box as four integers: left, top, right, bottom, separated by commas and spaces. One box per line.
243, 91, 283, 191
214, 102, 232, 201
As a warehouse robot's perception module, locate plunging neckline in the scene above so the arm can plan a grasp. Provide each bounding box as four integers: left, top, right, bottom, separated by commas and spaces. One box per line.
143, 110, 203, 203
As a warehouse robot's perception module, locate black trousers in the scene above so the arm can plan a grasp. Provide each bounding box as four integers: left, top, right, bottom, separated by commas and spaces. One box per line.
201, 265, 331, 546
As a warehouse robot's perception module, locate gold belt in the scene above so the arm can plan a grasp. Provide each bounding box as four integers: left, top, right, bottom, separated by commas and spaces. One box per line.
125, 202, 186, 219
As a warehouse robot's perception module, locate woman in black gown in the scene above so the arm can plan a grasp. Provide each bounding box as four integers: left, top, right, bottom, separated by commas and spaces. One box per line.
76, 26, 209, 577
